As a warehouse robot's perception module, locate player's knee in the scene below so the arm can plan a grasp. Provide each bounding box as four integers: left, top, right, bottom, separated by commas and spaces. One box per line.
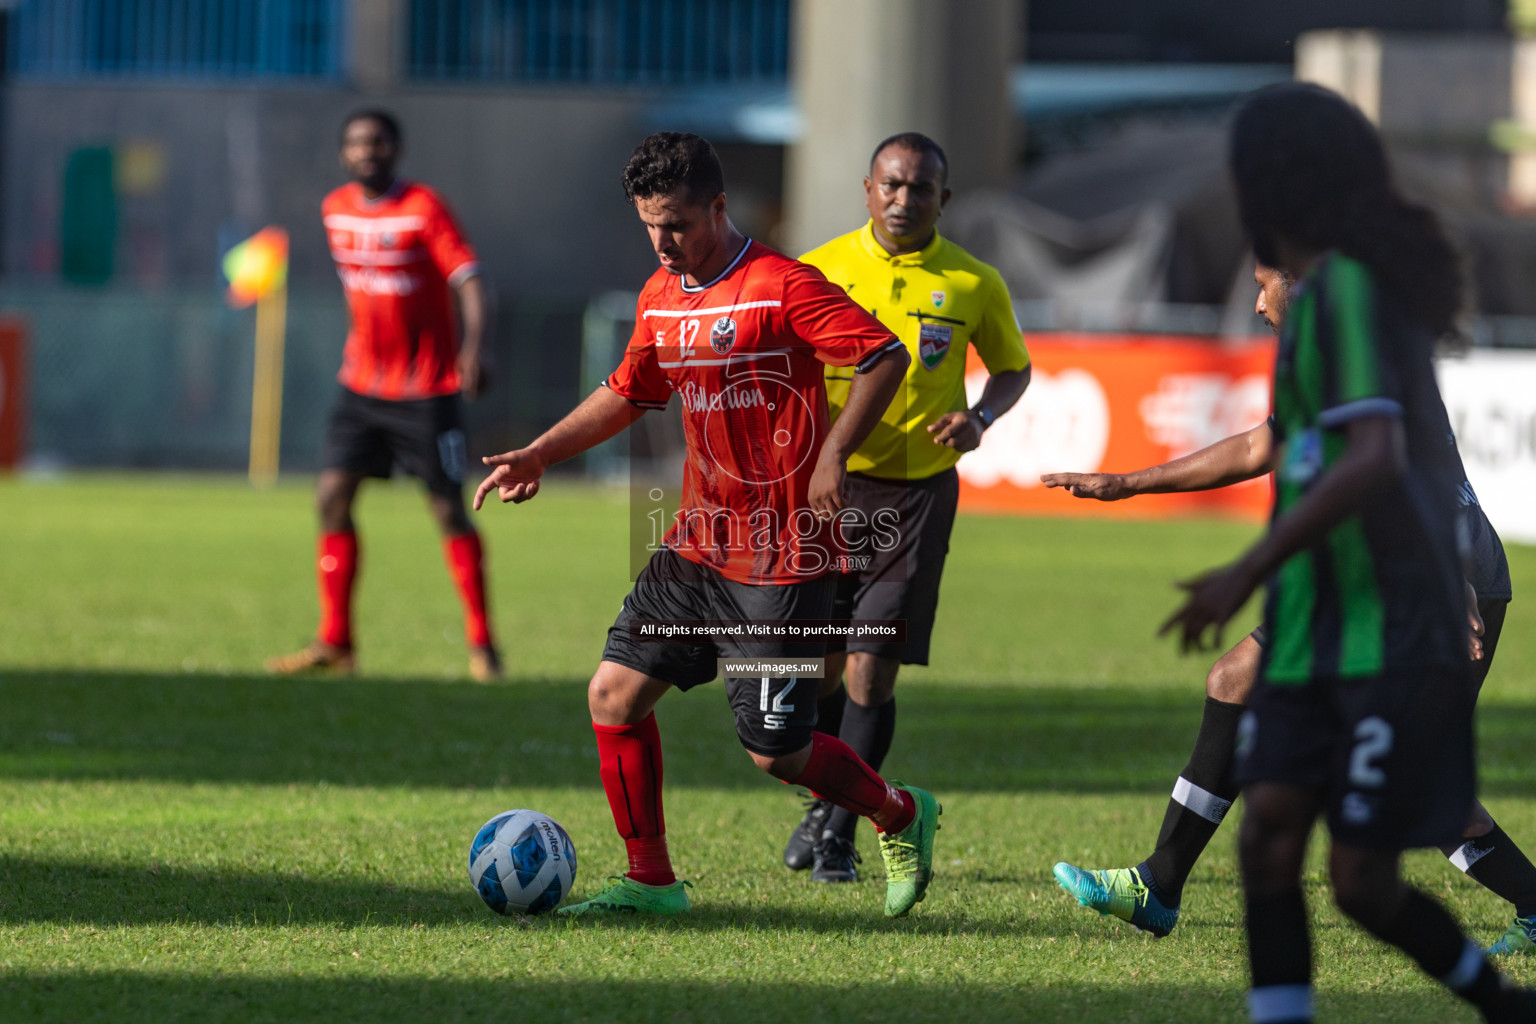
1330, 877, 1387, 929
1463, 801, 1496, 839
316, 486, 346, 524
748, 745, 809, 781
428, 492, 471, 534
1238, 808, 1306, 888
315, 474, 358, 531
737, 719, 813, 779
1206, 653, 1254, 703
587, 673, 638, 722
1328, 851, 1400, 929
845, 653, 898, 705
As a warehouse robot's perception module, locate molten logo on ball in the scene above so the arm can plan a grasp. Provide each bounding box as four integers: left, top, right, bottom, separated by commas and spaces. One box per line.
467, 809, 578, 915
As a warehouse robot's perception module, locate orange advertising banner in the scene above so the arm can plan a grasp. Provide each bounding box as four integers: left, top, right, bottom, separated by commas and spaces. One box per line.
0, 318, 26, 469
958, 333, 1276, 519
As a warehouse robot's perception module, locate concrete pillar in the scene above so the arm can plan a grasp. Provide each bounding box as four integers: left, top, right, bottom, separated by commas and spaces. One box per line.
1296, 30, 1516, 206
1295, 30, 1383, 123
782, 0, 1022, 256
348, 0, 406, 92
1511, 40, 1536, 202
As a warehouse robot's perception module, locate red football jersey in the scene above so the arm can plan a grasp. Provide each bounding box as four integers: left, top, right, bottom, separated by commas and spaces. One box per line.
321, 180, 480, 400
608, 240, 901, 585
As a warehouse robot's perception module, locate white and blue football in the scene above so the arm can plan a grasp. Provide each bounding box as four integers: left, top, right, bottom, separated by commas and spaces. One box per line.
468, 809, 578, 915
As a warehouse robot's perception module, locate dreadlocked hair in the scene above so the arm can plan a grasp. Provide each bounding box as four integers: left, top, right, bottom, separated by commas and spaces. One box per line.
1230, 82, 1465, 340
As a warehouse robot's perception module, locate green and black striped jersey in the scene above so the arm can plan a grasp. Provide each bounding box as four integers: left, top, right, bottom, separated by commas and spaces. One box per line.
1262, 252, 1466, 684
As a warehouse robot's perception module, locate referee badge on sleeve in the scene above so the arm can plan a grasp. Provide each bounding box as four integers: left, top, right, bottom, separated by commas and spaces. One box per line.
918, 322, 953, 370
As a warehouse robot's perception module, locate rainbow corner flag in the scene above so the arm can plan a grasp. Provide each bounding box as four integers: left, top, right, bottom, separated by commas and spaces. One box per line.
223, 226, 289, 308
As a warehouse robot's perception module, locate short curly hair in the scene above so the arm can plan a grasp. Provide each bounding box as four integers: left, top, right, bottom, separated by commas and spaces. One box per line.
340, 108, 401, 146
622, 132, 724, 206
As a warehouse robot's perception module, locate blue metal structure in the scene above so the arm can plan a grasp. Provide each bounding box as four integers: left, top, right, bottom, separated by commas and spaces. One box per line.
9, 0, 346, 80
408, 0, 790, 85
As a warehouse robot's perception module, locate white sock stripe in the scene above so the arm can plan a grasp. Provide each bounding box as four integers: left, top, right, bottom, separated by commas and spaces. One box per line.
1449, 841, 1490, 873
1249, 984, 1312, 1023
1173, 776, 1233, 824
1441, 938, 1485, 992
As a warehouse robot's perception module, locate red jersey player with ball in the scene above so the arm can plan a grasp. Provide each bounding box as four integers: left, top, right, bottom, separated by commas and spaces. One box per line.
475, 133, 944, 917
267, 110, 501, 681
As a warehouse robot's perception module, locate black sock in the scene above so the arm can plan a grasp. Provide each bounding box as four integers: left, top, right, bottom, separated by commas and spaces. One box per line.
825, 696, 896, 841
1447, 824, 1536, 920
1142, 696, 1244, 905
1359, 888, 1505, 1015
816, 684, 847, 742
1246, 887, 1312, 1023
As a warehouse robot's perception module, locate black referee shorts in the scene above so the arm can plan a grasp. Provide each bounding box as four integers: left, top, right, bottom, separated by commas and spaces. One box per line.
322, 386, 468, 497
826, 468, 959, 665
601, 547, 835, 757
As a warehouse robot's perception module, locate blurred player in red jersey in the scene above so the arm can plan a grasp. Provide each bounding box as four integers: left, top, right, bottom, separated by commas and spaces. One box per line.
474, 133, 944, 918
266, 110, 501, 681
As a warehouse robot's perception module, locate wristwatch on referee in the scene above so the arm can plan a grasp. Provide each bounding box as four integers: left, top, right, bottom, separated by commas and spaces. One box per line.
972, 405, 996, 432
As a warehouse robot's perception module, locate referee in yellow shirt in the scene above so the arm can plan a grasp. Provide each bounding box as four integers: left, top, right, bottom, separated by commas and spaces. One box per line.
784, 132, 1032, 882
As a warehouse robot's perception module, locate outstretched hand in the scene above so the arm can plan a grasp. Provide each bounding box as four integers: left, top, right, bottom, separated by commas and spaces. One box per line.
1159, 562, 1259, 654
1040, 472, 1134, 501
473, 448, 548, 510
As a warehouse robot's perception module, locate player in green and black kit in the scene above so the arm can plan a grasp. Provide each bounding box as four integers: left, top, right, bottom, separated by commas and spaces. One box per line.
1043, 259, 1536, 957
1161, 84, 1534, 1024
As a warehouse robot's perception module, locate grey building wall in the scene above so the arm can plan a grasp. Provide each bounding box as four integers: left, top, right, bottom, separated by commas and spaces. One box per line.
3, 81, 670, 297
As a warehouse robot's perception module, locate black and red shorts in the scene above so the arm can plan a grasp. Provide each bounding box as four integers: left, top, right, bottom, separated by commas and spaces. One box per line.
601, 547, 835, 757
322, 386, 467, 497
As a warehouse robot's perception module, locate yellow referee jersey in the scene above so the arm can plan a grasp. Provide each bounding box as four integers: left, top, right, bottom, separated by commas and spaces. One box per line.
802, 221, 1030, 480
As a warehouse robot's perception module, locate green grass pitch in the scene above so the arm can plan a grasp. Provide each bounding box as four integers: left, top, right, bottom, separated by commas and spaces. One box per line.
1, 474, 1533, 1022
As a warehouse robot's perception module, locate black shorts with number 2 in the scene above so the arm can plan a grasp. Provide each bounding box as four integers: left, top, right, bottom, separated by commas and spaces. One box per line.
602, 547, 835, 757
1233, 666, 1476, 850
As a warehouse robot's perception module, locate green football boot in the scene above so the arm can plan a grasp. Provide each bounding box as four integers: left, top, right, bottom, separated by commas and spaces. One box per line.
878, 782, 942, 917
556, 875, 692, 917
1487, 915, 1536, 956
1052, 862, 1180, 938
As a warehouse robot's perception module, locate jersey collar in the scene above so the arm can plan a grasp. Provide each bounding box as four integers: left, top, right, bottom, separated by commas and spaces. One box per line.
354, 179, 407, 207
680, 236, 753, 292
857, 220, 944, 267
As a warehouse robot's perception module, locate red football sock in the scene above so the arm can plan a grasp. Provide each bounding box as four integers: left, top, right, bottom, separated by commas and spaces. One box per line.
593, 714, 675, 887
316, 531, 358, 648
790, 732, 915, 834
443, 532, 493, 648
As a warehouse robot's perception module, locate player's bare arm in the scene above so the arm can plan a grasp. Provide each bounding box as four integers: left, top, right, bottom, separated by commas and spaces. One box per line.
928, 364, 1031, 452
454, 275, 490, 399
1043, 421, 1277, 501
1160, 414, 1403, 652
474, 387, 645, 509
809, 346, 912, 515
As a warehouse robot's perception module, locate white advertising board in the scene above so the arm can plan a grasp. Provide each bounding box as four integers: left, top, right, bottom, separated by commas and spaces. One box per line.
1437, 349, 1536, 544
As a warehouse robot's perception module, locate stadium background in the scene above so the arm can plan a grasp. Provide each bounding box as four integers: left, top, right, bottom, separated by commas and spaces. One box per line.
4, 0, 1535, 528
7, 5, 1536, 1022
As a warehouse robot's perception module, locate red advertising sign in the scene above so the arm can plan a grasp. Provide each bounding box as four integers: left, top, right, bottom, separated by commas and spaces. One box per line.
959, 333, 1276, 520
0, 319, 26, 469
